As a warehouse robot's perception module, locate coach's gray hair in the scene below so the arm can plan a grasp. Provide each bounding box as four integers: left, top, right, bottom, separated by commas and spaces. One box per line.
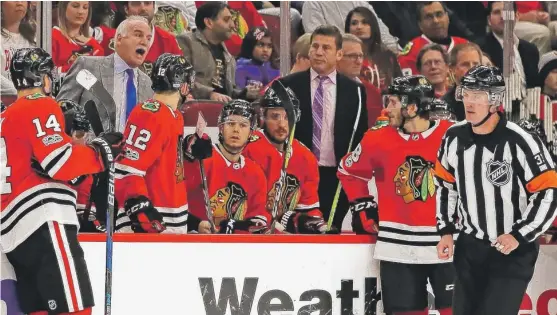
115, 16, 149, 38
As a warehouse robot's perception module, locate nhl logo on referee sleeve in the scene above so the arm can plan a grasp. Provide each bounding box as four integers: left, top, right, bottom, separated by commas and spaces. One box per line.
486, 159, 512, 186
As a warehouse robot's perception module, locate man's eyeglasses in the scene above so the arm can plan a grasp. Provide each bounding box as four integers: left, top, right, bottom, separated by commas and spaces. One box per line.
343, 53, 364, 61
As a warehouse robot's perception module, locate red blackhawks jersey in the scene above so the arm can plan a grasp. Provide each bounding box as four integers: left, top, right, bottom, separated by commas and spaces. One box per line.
338, 120, 454, 264
52, 27, 104, 73
99, 25, 182, 76
398, 35, 468, 76
115, 100, 188, 233
184, 144, 269, 231
0, 93, 104, 252
243, 130, 322, 219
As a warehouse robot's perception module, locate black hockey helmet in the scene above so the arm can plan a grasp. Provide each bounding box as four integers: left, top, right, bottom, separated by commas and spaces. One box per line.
150, 53, 195, 93
10, 48, 58, 94
259, 85, 301, 123
423, 98, 456, 121
218, 99, 258, 130
383, 75, 435, 114
456, 65, 505, 105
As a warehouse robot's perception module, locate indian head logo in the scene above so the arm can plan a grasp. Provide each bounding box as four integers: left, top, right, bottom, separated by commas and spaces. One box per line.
175, 136, 185, 183
486, 159, 512, 186
210, 182, 247, 226
394, 156, 436, 203
266, 174, 300, 217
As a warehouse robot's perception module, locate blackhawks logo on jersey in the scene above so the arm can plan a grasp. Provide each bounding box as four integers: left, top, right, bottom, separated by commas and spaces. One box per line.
266, 174, 301, 216
210, 182, 247, 226
400, 41, 414, 56
141, 100, 161, 112
249, 134, 260, 142
394, 156, 435, 203
175, 135, 185, 183
26, 93, 46, 100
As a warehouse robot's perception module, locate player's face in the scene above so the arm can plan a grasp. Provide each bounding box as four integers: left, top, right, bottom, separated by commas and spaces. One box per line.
116, 20, 152, 68
125, 1, 155, 23
221, 115, 252, 151
264, 108, 289, 143
461, 89, 491, 123
383, 95, 404, 127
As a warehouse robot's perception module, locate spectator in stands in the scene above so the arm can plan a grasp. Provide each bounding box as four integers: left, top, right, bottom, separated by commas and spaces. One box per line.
337, 33, 383, 126
443, 42, 483, 121
111, 1, 183, 76
1, 1, 36, 95
515, 1, 557, 54
90, 2, 116, 54
416, 43, 450, 98
398, 1, 468, 76
479, 1, 540, 115
482, 51, 494, 67
290, 33, 312, 73
279, 25, 368, 231
301, 1, 399, 52
345, 6, 401, 91
178, 2, 250, 102
539, 51, 557, 99
235, 27, 279, 94
57, 16, 154, 133
52, 1, 104, 74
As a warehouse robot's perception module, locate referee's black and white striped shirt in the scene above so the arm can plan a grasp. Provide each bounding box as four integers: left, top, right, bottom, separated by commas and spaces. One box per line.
434, 114, 557, 243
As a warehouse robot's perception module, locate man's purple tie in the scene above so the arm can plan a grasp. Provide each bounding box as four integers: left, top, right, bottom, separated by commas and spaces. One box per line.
312, 76, 327, 160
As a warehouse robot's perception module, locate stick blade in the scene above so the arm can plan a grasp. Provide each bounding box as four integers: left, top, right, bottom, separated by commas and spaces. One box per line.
84, 100, 105, 136
76, 69, 98, 91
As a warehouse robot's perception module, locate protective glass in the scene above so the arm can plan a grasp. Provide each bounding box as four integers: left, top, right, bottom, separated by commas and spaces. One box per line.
220, 116, 252, 129
455, 87, 489, 104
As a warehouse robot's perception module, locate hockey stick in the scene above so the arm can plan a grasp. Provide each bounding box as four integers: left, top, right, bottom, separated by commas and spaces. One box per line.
79, 74, 116, 315
326, 86, 363, 231
77, 69, 116, 133
194, 112, 216, 233
268, 80, 297, 233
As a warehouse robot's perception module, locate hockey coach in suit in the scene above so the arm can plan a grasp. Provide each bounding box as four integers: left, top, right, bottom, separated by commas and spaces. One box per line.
279, 25, 368, 231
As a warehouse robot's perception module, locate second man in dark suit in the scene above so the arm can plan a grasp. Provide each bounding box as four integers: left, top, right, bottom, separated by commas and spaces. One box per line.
279, 25, 368, 230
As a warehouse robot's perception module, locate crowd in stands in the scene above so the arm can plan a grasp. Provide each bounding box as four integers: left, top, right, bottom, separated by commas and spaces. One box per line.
2, 0, 557, 234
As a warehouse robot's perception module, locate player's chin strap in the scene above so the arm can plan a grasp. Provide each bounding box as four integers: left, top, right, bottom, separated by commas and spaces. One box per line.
471, 106, 496, 128
398, 108, 419, 131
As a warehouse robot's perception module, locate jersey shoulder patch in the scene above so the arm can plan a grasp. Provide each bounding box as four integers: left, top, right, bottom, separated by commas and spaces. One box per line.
370, 122, 389, 131
141, 100, 161, 112
249, 134, 260, 142
399, 41, 414, 56
25, 93, 46, 100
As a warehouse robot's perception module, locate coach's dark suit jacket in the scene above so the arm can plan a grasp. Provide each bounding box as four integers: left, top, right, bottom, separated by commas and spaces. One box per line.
278, 70, 369, 164
478, 32, 540, 88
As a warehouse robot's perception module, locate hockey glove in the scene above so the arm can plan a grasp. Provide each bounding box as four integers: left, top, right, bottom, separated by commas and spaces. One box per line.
218, 217, 267, 234
30, 158, 88, 185
78, 212, 106, 233
350, 197, 379, 234
183, 133, 212, 162
88, 132, 124, 170
124, 196, 166, 233
279, 211, 336, 234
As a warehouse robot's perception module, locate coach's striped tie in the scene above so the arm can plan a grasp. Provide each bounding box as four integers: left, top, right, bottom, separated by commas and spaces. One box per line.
312, 76, 327, 160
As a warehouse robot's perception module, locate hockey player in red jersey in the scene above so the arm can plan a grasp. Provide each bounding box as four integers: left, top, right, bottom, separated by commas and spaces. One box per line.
114, 53, 207, 234
243, 86, 330, 234
1, 48, 123, 315
337, 75, 455, 315
184, 100, 269, 234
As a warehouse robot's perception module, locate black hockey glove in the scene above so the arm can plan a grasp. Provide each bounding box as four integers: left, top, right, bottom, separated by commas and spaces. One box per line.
350, 197, 379, 234
88, 132, 124, 170
183, 133, 212, 162
30, 158, 88, 185
78, 211, 106, 233
124, 195, 166, 233
279, 211, 337, 234
218, 217, 267, 234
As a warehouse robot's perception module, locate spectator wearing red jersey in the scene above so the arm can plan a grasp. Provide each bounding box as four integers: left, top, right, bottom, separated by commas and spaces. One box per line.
416, 43, 450, 98
52, 1, 104, 74
345, 6, 401, 92
109, 1, 182, 76
337, 33, 383, 126
398, 2, 467, 76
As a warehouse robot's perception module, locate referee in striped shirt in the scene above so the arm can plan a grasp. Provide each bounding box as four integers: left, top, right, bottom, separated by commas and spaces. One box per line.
434, 65, 557, 315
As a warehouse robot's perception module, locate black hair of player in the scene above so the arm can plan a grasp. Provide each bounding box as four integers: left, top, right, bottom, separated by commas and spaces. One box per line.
10, 48, 58, 96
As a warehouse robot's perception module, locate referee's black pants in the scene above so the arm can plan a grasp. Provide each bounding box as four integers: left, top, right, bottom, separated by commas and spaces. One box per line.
453, 232, 539, 315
